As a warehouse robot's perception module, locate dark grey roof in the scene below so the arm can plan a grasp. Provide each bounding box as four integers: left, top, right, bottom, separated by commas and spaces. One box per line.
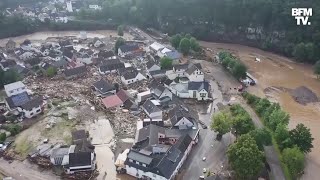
69, 152, 92, 167
52, 59, 68, 68
146, 60, 157, 69
25, 57, 41, 66
127, 150, 153, 165
99, 59, 124, 72
150, 70, 166, 77
71, 130, 87, 141
188, 81, 209, 92
20, 96, 43, 111
136, 124, 165, 146
194, 63, 202, 70
0, 60, 16, 68
168, 106, 193, 126
5, 92, 30, 109
64, 66, 86, 77
119, 44, 139, 53
119, 67, 139, 80
98, 50, 114, 58
163, 78, 173, 86
142, 100, 161, 115
173, 64, 189, 70
185, 64, 199, 75
93, 79, 115, 94
150, 84, 167, 98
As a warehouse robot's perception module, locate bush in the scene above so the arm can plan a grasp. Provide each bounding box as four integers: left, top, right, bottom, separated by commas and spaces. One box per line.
5, 124, 22, 136
0, 133, 6, 143
282, 147, 305, 177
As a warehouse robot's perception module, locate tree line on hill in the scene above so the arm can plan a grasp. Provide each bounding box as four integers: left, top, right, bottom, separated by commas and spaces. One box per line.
1, 0, 320, 65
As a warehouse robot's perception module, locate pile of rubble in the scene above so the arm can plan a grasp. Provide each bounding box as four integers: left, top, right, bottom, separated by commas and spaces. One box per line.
61, 170, 98, 180
28, 155, 52, 169
104, 109, 137, 138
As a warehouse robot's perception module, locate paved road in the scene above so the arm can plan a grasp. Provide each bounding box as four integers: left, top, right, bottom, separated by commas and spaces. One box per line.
241, 102, 286, 180
181, 77, 235, 180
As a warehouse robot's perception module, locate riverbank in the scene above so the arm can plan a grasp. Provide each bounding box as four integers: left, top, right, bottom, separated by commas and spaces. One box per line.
200, 41, 320, 180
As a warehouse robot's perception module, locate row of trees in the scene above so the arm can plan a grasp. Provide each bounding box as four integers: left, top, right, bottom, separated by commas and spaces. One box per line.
218, 51, 247, 80
170, 33, 201, 55
211, 104, 271, 179
243, 92, 314, 178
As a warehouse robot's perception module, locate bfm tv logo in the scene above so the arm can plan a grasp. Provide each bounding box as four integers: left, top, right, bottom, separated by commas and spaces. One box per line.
292, 8, 312, 25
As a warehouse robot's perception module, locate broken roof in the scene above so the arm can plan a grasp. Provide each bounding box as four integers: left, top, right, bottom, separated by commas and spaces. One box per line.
0, 59, 16, 68
165, 50, 181, 60
93, 79, 115, 94
99, 59, 124, 72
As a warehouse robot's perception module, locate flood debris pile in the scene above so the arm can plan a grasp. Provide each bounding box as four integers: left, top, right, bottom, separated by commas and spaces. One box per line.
290, 86, 319, 105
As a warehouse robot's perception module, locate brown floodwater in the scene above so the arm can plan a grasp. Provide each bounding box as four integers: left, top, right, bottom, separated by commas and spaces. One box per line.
200, 41, 320, 179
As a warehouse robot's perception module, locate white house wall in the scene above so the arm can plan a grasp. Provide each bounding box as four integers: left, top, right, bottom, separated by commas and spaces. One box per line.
174, 117, 193, 129
17, 106, 42, 118
126, 165, 167, 180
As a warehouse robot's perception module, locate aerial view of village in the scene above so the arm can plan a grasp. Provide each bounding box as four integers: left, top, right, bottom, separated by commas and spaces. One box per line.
0, 0, 319, 180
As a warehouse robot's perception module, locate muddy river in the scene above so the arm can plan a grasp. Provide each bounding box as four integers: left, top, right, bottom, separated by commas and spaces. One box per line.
0, 31, 318, 179
200, 41, 320, 180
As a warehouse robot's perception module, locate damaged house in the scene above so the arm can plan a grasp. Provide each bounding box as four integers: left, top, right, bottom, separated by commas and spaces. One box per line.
119, 67, 146, 85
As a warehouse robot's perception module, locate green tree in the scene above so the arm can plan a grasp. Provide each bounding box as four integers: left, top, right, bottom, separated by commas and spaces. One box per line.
2, 69, 20, 86
275, 124, 293, 150
282, 146, 305, 177
211, 112, 231, 140
46, 67, 57, 77
228, 59, 237, 69
114, 37, 125, 54
231, 62, 247, 79
293, 43, 306, 62
255, 98, 271, 116
221, 57, 232, 69
160, 57, 173, 69
219, 51, 232, 60
170, 34, 182, 49
290, 123, 314, 153
314, 60, 320, 79
250, 128, 272, 150
179, 38, 191, 55
268, 109, 290, 131
0, 133, 6, 144
189, 37, 201, 52
117, 25, 124, 36
227, 134, 264, 179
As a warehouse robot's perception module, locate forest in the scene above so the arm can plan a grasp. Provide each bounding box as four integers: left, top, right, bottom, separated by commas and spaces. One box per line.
1, 0, 320, 64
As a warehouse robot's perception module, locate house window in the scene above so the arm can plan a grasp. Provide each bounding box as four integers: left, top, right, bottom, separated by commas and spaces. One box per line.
9, 90, 14, 93
30, 113, 34, 116
36, 109, 41, 113
153, 174, 156, 178
128, 81, 130, 84
200, 93, 206, 97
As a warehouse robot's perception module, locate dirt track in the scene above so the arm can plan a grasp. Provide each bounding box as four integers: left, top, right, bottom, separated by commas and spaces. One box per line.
200, 41, 320, 180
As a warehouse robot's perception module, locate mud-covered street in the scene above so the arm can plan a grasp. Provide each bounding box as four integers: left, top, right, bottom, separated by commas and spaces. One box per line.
200, 41, 320, 180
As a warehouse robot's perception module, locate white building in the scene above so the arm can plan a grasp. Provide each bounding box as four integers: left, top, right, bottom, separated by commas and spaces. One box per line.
4, 81, 27, 97
141, 99, 162, 121
66, 1, 73, 12
89, 5, 102, 10
17, 96, 43, 118
185, 64, 204, 82
167, 81, 210, 101
149, 42, 165, 53
66, 152, 96, 174
119, 67, 146, 85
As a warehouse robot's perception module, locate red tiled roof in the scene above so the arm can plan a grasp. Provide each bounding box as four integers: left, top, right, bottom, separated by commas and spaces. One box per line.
101, 95, 123, 108
116, 90, 129, 102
